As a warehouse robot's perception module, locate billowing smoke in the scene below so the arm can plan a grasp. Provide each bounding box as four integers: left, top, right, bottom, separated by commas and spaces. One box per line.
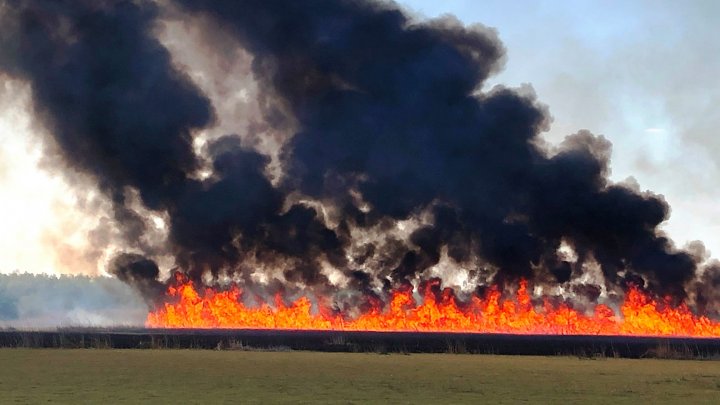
0, 0, 714, 312
108, 253, 164, 305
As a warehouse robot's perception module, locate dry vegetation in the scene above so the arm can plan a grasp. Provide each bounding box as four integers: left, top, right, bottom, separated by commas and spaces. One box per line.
1, 349, 719, 403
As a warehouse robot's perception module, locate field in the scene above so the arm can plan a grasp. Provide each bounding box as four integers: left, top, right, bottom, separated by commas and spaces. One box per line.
1, 350, 719, 403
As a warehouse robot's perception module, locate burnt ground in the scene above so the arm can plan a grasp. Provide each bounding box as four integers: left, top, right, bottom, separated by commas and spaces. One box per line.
1, 328, 719, 359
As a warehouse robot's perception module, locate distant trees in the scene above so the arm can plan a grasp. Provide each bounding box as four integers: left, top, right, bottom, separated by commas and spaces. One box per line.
0, 273, 146, 328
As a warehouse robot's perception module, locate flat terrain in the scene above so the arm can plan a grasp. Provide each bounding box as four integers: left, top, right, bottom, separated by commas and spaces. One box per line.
1, 350, 719, 404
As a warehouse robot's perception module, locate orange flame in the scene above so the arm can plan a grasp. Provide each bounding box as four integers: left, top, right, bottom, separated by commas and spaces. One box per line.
146, 275, 720, 337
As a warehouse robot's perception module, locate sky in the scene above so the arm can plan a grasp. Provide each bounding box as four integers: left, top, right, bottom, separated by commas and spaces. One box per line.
0, 0, 719, 276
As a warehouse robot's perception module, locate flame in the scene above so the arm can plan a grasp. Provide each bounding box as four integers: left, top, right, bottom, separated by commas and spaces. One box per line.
146, 274, 720, 337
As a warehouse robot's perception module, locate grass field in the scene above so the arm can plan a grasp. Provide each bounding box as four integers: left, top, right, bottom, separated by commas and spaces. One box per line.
1, 350, 719, 404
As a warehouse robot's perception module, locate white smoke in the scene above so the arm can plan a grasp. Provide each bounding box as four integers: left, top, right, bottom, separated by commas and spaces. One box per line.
0, 273, 146, 329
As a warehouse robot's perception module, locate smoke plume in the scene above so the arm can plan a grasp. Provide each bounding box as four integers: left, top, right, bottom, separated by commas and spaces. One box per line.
0, 0, 710, 311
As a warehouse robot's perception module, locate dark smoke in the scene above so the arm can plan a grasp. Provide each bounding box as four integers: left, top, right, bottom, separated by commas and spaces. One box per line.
0, 0, 708, 309
108, 253, 164, 305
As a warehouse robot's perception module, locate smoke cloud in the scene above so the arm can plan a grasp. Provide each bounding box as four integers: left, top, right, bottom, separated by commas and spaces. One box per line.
0, 0, 710, 311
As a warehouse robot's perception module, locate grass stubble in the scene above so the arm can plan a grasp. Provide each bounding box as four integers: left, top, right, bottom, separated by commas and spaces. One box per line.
1, 349, 719, 404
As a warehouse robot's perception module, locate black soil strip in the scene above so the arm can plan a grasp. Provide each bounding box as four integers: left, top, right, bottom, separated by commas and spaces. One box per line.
1, 328, 719, 359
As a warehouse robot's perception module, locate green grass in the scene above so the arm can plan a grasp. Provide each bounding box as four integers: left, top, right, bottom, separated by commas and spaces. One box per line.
1, 350, 719, 404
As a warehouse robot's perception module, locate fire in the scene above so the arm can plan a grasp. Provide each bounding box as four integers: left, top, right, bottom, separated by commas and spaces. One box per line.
146, 274, 720, 337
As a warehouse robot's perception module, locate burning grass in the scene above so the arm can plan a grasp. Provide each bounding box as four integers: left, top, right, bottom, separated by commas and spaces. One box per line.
1, 349, 719, 403
147, 276, 720, 337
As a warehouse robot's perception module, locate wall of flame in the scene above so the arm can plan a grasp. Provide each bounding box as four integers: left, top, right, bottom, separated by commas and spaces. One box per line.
147, 277, 720, 337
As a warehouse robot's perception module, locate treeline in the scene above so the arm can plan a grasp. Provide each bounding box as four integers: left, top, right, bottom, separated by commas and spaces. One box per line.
0, 273, 146, 328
